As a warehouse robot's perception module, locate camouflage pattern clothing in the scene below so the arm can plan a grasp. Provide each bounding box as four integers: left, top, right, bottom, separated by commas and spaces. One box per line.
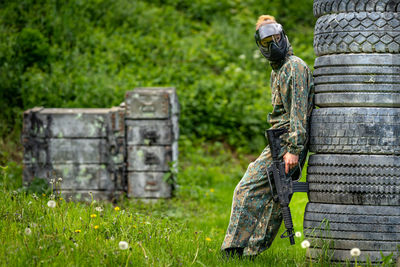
221, 54, 314, 256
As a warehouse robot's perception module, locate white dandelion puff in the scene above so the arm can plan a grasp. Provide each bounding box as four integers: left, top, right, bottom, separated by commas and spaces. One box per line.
238, 54, 246, 60
350, 248, 361, 257
235, 67, 242, 73
119, 241, 129, 250
95, 206, 103, 212
58, 177, 63, 182
301, 240, 310, 249
295, 231, 302, 238
24, 228, 32, 235
47, 200, 56, 208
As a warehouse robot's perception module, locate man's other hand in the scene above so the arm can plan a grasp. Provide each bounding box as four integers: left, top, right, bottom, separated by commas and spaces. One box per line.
283, 152, 299, 174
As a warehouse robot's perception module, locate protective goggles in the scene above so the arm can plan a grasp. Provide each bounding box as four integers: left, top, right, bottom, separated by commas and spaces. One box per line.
255, 23, 283, 48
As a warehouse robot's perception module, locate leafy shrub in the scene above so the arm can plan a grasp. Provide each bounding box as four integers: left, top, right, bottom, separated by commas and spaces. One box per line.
0, 0, 315, 153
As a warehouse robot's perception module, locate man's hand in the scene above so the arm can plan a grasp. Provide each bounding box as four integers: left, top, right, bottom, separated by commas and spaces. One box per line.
283, 152, 299, 174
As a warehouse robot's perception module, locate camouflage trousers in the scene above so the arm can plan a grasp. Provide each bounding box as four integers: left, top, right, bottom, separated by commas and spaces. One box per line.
221, 145, 282, 256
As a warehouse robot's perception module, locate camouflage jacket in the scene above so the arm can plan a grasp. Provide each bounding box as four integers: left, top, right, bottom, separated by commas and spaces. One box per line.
267, 55, 315, 155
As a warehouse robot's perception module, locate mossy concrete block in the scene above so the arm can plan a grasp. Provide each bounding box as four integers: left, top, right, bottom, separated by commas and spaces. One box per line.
127, 146, 172, 171
127, 172, 172, 198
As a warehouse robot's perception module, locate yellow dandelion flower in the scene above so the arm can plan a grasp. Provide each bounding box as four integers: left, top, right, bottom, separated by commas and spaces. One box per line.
133, 225, 137, 229
210, 188, 215, 193
59, 198, 63, 200
94, 225, 99, 230
90, 214, 97, 218
114, 206, 120, 211
42, 193, 46, 197
205, 237, 212, 242
75, 230, 81, 233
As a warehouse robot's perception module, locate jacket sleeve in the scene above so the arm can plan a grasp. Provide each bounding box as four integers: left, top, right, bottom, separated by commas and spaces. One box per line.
280, 61, 311, 155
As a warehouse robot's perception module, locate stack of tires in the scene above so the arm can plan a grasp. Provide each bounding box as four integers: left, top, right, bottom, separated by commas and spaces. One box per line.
304, 0, 400, 263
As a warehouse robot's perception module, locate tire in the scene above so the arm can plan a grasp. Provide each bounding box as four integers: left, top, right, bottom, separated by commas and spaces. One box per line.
314, 12, 400, 56
304, 203, 400, 262
309, 107, 400, 154
307, 154, 400, 205
313, 0, 400, 18
314, 54, 400, 107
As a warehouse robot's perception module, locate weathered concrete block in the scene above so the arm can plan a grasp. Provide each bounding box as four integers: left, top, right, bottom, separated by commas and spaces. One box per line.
23, 138, 108, 164
126, 120, 172, 145
100, 163, 125, 191
127, 172, 172, 198
23, 108, 111, 138
127, 146, 172, 171
125, 87, 179, 119
24, 163, 106, 190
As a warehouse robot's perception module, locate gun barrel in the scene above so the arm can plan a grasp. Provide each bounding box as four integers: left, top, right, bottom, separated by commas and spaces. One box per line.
282, 206, 295, 245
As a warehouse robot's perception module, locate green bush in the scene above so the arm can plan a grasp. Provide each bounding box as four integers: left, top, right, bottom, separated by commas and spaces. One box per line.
0, 0, 315, 153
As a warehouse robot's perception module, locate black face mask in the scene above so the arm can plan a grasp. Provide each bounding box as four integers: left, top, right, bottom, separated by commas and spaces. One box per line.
255, 24, 289, 62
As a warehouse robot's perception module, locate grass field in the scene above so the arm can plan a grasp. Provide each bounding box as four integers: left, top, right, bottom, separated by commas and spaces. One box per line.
0, 139, 320, 266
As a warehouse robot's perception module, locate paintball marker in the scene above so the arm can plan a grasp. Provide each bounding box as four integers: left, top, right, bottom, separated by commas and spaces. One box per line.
266, 128, 309, 245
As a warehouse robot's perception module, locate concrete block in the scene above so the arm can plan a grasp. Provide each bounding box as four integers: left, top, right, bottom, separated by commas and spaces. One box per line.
23, 138, 108, 164
125, 87, 179, 119
127, 172, 172, 198
125, 119, 172, 145
23, 108, 111, 138
127, 146, 172, 171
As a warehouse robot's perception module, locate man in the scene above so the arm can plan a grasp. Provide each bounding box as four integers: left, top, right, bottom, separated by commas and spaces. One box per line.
221, 15, 314, 258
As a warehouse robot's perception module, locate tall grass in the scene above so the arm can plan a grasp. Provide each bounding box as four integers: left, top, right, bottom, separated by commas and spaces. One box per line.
0, 140, 313, 266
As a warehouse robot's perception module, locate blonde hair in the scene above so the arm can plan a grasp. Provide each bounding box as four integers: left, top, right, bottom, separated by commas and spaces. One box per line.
256, 15, 277, 30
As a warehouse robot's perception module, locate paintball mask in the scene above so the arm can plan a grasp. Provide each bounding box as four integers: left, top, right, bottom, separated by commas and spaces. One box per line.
255, 23, 289, 62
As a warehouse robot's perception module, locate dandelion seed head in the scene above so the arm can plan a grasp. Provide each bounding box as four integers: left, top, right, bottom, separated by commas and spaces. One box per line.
74, 243, 79, 248
95, 207, 103, 212
58, 177, 63, 182
301, 240, 310, 249
295, 231, 302, 238
350, 248, 361, 257
119, 241, 129, 250
239, 54, 246, 60
47, 200, 56, 208
24, 228, 32, 235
